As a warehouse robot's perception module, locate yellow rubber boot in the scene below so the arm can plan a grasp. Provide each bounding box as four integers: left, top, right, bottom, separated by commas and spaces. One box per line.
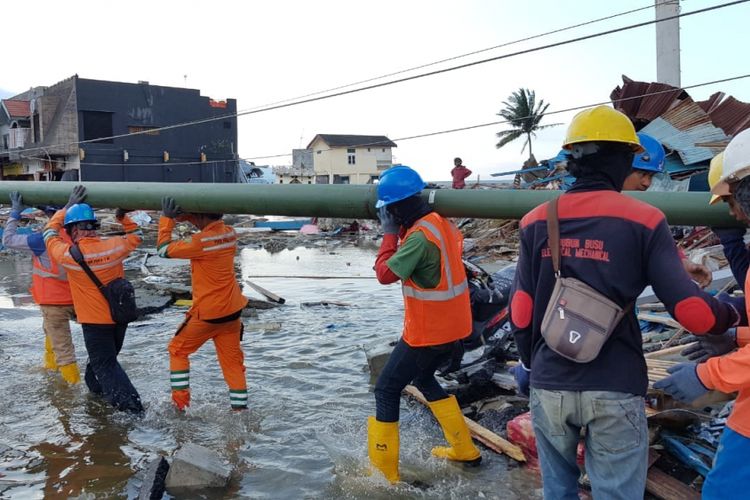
43, 336, 57, 370
427, 395, 481, 464
59, 363, 81, 384
367, 416, 400, 483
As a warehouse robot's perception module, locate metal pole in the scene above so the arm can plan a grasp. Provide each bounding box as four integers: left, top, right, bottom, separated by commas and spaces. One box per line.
0, 181, 740, 227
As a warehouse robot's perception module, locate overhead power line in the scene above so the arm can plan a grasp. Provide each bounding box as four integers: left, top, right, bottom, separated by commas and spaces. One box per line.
9, 0, 748, 157
242, 73, 750, 160
237, 2, 660, 112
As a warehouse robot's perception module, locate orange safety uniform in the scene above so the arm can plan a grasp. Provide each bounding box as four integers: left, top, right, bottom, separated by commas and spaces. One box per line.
31, 233, 74, 306
44, 210, 143, 324
157, 216, 249, 409
697, 272, 750, 439
400, 212, 472, 347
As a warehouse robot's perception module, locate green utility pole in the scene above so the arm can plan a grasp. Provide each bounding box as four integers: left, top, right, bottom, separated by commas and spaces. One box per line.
0, 181, 740, 227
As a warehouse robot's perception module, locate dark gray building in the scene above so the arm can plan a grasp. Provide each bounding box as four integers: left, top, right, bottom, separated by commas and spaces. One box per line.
8, 76, 239, 182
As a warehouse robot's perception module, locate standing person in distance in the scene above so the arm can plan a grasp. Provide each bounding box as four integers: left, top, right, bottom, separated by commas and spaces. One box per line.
451, 157, 472, 189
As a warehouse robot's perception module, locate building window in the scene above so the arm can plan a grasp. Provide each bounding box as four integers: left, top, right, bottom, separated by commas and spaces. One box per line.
347, 154, 356, 165
347, 148, 355, 153
382, 148, 385, 152
368, 175, 379, 184
334, 175, 350, 184
128, 125, 160, 136
316, 175, 329, 184
81, 111, 114, 144
317, 150, 321, 154
367, 148, 371, 152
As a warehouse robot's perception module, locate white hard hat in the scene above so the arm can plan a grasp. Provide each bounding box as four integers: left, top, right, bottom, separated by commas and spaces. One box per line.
712, 128, 750, 196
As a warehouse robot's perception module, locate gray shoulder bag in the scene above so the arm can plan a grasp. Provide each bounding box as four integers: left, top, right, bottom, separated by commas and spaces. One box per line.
540, 197, 630, 363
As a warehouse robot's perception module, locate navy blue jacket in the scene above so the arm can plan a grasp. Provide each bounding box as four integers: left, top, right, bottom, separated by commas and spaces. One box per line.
510, 184, 739, 396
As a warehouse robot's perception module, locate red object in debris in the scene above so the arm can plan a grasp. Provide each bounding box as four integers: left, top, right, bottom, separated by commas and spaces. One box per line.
209, 99, 227, 109
507, 411, 586, 472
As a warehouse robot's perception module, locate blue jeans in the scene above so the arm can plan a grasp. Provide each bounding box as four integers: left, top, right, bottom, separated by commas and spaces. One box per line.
82, 324, 143, 414
702, 427, 750, 499
530, 388, 648, 500
374, 338, 455, 422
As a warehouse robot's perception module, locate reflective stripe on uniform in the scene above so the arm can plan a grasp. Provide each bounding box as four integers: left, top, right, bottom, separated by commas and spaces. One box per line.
170, 370, 190, 389
32, 267, 66, 280
157, 243, 169, 258
201, 231, 236, 243
204, 241, 236, 252
83, 246, 126, 259
402, 219, 469, 301
230, 389, 248, 408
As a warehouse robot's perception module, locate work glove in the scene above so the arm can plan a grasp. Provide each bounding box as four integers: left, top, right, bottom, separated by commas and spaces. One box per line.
65, 185, 87, 209
653, 362, 709, 404
9, 191, 25, 219
378, 207, 399, 235
161, 197, 183, 219
682, 259, 712, 288
682, 329, 738, 363
510, 363, 530, 397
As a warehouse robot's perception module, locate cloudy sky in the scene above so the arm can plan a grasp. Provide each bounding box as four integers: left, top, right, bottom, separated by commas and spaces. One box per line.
2, 0, 748, 181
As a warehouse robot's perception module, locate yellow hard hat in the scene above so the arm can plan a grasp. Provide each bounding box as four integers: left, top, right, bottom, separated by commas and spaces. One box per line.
562, 105, 643, 152
707, 152, 724, 205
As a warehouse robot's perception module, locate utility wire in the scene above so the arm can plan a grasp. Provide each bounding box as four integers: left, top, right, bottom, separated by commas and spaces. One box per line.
22, 73, 750, 168
10, 0, 746, 158
242, 73, 750, 160
236, 2, 661, 112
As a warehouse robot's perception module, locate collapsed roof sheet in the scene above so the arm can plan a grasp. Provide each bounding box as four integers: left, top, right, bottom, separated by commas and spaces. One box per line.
641, 118, 726, 165
708, 96, 750, 136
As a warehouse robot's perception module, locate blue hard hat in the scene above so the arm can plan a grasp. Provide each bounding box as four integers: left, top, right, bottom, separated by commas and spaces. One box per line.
376, 166, 426, 209
632, 133, 665, 173
64, 203, 97, 226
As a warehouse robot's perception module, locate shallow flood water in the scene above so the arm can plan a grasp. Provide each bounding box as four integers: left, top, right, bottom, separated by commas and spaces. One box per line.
0, 241, 541, 499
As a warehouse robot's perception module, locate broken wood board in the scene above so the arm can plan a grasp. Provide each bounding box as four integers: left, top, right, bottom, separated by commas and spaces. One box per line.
245, 280, 286, 304
637, 313, 681, 329
646, 467, 700, 500
403, 385, 526, 462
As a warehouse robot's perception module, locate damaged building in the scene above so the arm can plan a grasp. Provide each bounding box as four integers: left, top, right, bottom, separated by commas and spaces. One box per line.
0, 76, 239, 182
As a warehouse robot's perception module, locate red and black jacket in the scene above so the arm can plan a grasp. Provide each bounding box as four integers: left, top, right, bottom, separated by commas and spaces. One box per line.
510, 182, 739, 396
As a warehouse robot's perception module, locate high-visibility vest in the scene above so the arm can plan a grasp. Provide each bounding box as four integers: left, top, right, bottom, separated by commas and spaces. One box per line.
31, 253, 73, 306
401, 212, 472, 347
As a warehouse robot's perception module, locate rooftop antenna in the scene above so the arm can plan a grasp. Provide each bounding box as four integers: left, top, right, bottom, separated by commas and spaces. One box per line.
183, 74, 188, 87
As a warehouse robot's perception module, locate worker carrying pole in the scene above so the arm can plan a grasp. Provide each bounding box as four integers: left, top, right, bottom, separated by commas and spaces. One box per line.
368, 166, 481, 483
157, 197, 249, 411
43, 186, 144, 413
656, 128, 750, 498
2, 193, 80, 384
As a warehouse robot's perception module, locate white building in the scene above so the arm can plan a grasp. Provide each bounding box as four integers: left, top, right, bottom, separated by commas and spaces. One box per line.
307, 134, 396, 184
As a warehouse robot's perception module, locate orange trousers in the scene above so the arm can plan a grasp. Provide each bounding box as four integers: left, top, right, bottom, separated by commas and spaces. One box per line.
168, 315, 247, 409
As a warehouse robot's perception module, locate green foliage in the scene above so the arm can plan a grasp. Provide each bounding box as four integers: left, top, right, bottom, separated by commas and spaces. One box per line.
495, 88, 560, 156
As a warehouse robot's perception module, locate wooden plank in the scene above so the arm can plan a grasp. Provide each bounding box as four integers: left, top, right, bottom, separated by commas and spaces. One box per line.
646, 467, 701, 500
403, 385, 526, 462
638, 312, 681, 329
244, 280, 286, 304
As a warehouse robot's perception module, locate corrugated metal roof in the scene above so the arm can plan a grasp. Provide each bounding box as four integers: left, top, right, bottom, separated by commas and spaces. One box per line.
659, 98, 711, 130
641, 118, 727, 166
697, 92, 725, 114
1, 99, 30, 118
708, 96, 750, 137
634, 82, 683, 122
611, 76, 650, 118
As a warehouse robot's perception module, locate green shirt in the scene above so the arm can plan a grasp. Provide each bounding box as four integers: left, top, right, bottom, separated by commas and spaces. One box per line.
386, 231, 442, 289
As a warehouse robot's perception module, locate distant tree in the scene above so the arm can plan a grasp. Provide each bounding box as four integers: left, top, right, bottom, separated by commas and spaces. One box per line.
495, 88, 560, 188
495, 88, 560, 157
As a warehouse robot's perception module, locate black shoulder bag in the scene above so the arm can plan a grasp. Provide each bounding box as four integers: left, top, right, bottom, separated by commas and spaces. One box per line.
69, 244, 139, 324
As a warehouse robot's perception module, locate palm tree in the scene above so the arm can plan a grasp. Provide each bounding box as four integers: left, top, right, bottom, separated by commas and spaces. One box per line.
496, 88, 560, 157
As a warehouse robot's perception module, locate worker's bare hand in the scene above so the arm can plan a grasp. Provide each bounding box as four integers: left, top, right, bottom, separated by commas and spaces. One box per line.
65, 185, 87, 208
682, 259, 712, 288
378, 207, 399, 235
